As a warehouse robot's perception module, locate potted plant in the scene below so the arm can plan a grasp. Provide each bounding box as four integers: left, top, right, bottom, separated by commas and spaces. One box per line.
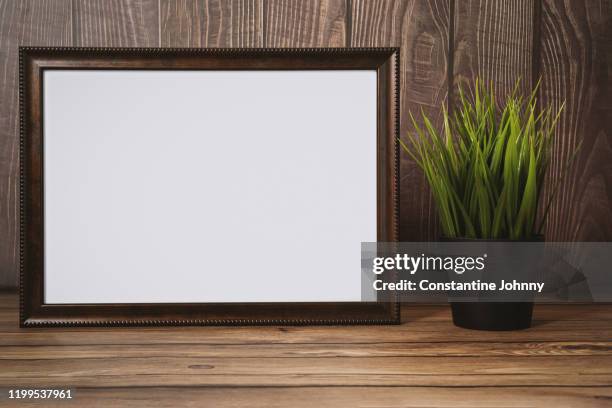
400, 79, 579, 330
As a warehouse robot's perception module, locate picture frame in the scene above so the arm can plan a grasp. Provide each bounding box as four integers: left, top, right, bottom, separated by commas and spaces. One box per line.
19, 47, 400, 327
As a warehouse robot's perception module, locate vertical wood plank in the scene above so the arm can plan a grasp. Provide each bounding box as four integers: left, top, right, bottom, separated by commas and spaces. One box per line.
540, 0, 612, 240
72, 0, 159, 46
453, 0, 535, 102
351, 0, 450, 240
264, 0, 347, 47
0, 0, 71, 287
160, 0, 263, 47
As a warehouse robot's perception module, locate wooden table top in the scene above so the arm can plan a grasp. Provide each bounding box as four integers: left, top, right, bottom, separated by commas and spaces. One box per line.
1, 292, 611, 407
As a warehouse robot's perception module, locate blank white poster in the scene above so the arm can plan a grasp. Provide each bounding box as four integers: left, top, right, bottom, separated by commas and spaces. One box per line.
43, 70, 377, 303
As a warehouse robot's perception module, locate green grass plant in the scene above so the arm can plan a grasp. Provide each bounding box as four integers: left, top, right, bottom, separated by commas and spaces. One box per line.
400, 79, 579, 239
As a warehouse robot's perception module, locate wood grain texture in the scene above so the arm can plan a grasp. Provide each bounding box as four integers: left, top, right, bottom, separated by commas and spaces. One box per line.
72, 0, 159, 46
2, 340, 612, 359
350, 0, 450, 240
453, 0, 535, 103
4, 387, 610, 408
160, 0, 263, 47
264, 0, 347, 47
0, 0, 71, 288
2, 356, 612, 387
1, 293, 612, 405
4, 319, 612, 344
540, 0, 612, 241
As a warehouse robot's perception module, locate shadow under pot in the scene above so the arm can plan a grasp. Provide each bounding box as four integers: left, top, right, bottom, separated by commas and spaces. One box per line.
441, 236, 543, 331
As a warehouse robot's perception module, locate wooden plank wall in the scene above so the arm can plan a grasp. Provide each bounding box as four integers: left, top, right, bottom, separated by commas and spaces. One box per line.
0, 0, 610, 287
540, 0, 612, 241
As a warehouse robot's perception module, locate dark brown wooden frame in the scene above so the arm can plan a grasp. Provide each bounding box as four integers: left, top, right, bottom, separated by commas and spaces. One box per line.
19, 47, 399, 327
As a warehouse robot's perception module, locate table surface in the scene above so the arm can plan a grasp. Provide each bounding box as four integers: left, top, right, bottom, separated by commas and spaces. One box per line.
1, 292, 611, 407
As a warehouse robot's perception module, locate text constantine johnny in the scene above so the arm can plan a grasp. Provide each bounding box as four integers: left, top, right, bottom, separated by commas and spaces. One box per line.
374, 279, 545, 293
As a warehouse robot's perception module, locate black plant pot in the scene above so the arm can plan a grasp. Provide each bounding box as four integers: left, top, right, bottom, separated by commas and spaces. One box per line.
442, 235, 542, 331
450, 301, 533, 331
